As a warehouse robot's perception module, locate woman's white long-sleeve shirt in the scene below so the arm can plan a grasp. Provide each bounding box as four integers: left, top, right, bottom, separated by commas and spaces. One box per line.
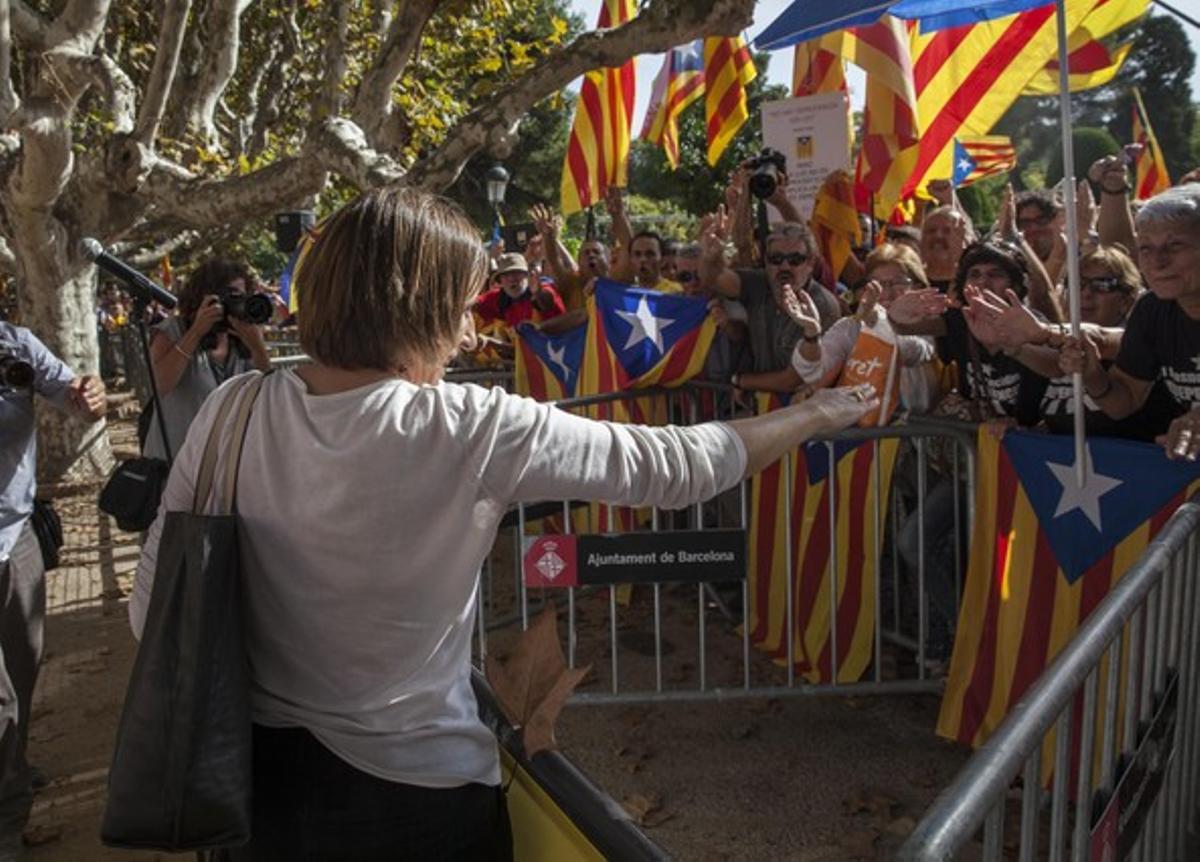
132, 370, 746, 789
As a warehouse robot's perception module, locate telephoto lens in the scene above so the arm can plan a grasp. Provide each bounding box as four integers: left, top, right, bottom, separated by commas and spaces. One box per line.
221, 291, 273, 325
0, 353, 34, 388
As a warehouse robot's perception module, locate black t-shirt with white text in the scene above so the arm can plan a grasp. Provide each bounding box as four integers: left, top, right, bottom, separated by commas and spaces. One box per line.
1116, 293, 1200, 435
938, 308, 1047, 426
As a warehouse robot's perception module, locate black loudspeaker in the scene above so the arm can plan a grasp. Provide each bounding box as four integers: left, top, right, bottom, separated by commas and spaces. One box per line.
274, 211, 315, 254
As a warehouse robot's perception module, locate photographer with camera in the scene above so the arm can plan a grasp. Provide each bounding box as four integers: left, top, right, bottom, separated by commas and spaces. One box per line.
143, 258, 272, 461
1, 320, 105, 857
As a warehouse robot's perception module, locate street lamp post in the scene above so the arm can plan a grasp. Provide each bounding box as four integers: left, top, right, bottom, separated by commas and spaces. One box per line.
485, 164, 509, 245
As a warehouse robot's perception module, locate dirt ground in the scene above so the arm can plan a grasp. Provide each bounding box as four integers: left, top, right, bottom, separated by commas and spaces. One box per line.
23, 418, 977, 861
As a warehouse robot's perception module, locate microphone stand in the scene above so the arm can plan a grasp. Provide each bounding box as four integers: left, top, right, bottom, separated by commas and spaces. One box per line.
128, 294, 173, 465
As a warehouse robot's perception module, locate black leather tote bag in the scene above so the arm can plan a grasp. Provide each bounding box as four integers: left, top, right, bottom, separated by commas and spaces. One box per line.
101, 372, 267, 851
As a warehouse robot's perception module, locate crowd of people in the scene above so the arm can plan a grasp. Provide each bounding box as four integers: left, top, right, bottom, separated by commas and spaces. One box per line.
468, 154, 1200, 465
2, 140, 1200, 857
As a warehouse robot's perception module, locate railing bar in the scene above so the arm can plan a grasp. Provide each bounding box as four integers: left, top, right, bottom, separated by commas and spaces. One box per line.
1099, 637, 1121, 792
784, 452, 795, 687
1122, 604, 1143, 754
698, 583, 707, 692
916, 437, 927, 677
873, 440, 883, 683
651, 506, 661, 692
1019, 749, 1040, 860
952, 440, 962, 617
1161, 549, 1185, 860
982, 802, 1003, 861
518, 503, 528, 631
1140, 586, 1158, 726
741, 476, 751, 691
1049, 707, 1072, 862
609, 585, 618, 695
892, 481, 901, 641
1070, 668, 1098, 862
1184, 532, 1200, 845
827, 440, 839, 684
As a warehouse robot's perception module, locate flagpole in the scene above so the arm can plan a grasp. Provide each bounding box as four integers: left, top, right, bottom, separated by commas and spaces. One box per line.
1055, 0, 1086, 489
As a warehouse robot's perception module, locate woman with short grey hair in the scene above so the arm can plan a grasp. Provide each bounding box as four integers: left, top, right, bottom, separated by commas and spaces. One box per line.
131, 186, 876, 858
1061, 182, 1200, 460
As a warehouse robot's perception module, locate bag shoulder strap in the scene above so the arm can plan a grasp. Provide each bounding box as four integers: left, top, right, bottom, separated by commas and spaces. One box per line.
192, 373, 267, 514
217, 373, 268, 514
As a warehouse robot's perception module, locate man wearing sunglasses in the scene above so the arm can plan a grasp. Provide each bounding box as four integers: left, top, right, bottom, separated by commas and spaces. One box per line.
700, 220, 841, 393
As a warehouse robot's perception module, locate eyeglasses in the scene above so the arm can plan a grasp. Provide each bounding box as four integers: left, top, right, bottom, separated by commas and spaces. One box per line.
1080, 276, 1127, 294
677, 271, 698, 284
873, 277, 914, 290
766, 252, 809, 266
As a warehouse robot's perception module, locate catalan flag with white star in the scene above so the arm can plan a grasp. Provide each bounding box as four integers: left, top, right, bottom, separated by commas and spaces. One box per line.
938, 429, 1200, 752
951, 136, 1016, 188
579, 278, 715, 396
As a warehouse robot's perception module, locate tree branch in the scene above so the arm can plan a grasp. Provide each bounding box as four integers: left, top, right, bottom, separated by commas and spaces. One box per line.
133, 0, 193, 145
351, 0, 437, 151
404, 0, 754, 191
183, 0, 252, 149
10, 0, 47, 49
0, 0, 22, 124
139, 143, 327, 230
46, 0, 111, 52
116, 228, 201, 267
248, 2, 302, 157
314, 0, 348, 122
312, 117, 404, 189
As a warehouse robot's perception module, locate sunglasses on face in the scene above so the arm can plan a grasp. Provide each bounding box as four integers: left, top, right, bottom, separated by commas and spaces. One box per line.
873, 277, 914, 290
677, 271, 698, 283
1080, 276, 1127, 294
766, 252, 809, 266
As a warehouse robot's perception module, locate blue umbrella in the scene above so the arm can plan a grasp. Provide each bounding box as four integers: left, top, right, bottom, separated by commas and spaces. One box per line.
754, 0, 1052, 50
755, 0, 1091, 486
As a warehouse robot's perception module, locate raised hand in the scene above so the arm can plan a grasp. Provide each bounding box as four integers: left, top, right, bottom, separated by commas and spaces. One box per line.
604, 184, 625, 217
887, 288, 949, 325
996, 183, 1018, 241
1058, 333, 1102, 378
928, 178, 954, 207
856, 281, 883, 327
780, 284, 821, 337
1076, 178, 1097, 235
962, 288, 1005, 351
698, 206, 730, 263
1158, 407, 1200, 462
967, 286, 1043, 351
67, 374, 106, 420
530, 203, 560, 239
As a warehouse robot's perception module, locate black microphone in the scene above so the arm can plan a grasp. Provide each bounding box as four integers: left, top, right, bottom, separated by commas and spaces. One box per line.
80, 238, 177, 309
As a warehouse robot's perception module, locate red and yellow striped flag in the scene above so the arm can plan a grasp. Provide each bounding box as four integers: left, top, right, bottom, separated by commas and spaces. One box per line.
747, 393, 899, 684
1023, 0, 1146, 95
560, 0, 636, 215
1132, 87, 1170, 201
810, 169, 861, 282
843, 15, 920, 221
903, 1, 1100, 198
640, 41, 705, 170
703, 36, 757, 167
792, 38, 846, 96
938, 430, 1200, 750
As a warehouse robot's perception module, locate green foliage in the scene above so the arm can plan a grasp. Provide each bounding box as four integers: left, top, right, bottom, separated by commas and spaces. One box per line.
996, 12, 1197, 187
1045, 126, 1119, 186
628, 52, 789, 216
956, 174, 1007, 229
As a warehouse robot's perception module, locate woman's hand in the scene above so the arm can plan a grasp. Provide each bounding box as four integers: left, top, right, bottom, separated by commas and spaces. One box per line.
996, 183, 1018, 242
66, 374, 107, 420
887, 288, 949, 325
1058, 333, 1105, 383
1159, 408, 1200, 462
805, 385, 878, 434
187, 295, 224, 342
856, 281, 882, 327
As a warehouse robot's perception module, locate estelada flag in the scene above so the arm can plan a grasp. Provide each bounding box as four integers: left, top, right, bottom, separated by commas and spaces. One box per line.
938, 430, 1200, 751
746, 393, 899, 684
513, 322, 585, 401
579, 278, 715, 395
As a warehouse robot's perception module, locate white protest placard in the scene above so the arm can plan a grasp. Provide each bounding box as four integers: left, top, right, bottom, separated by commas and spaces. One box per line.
760, 92, 851, 222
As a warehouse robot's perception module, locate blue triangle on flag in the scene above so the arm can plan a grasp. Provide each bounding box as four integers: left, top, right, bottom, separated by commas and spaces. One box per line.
518, 322, 585, 396
951, 139, 975, 187
594, 278, 710, 380
1004, 431, 1200, 583
803, 439, 865, 486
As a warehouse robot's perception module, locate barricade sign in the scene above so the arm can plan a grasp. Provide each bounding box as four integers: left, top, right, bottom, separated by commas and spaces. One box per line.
523, 530, 745, 588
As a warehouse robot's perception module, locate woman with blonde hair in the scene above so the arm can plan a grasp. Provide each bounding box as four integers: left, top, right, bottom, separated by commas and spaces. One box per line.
132, 186, 874, 858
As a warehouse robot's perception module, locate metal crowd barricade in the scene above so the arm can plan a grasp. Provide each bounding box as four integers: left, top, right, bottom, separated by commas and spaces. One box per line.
473, 383, 979, 705
898, 492, 1200, 862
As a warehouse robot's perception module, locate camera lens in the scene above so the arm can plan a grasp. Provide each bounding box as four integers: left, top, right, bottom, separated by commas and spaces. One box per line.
242, 294, 273, 325
749, 169, 778, 200
0, 356, 34, 388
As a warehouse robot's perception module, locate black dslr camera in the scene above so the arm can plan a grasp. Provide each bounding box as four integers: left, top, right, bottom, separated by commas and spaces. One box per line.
0, 351, 34, 389
747, 148, 788, 200
199, 287, 273, 350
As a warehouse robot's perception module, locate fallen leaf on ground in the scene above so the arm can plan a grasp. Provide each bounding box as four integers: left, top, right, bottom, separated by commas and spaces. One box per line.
485, 603, 590, 759
22, 824, 62, 847
622, 791, 674, 827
